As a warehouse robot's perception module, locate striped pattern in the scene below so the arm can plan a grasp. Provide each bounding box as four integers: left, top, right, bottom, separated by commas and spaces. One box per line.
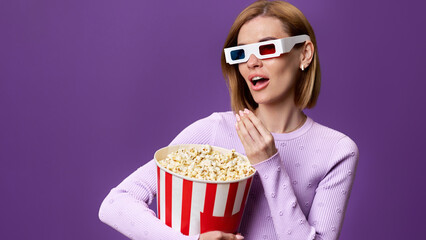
157, 166, 253, 236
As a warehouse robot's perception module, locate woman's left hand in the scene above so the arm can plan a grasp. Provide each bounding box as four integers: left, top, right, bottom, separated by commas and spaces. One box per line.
235, 109, 277, 165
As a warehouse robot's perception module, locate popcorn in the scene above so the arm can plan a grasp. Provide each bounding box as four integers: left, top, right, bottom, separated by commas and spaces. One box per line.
158, 145, 255, 181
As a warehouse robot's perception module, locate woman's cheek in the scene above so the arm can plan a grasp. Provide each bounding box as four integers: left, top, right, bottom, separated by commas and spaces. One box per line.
238, 65, 249, 80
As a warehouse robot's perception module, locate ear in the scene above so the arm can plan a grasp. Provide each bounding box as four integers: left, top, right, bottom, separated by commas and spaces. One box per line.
299, 41, 314, 70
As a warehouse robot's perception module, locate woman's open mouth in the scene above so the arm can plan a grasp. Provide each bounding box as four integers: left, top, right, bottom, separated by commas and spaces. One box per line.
251, 76, 270, 90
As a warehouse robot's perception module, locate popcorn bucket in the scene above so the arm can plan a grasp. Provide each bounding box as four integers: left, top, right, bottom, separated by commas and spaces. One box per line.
154, 144, 255, 236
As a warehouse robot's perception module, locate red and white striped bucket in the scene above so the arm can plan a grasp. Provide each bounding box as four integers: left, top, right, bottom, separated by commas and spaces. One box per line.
154, 144, 255, 236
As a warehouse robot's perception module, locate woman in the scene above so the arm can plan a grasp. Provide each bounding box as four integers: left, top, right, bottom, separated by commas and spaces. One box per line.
99, 1, 359, 240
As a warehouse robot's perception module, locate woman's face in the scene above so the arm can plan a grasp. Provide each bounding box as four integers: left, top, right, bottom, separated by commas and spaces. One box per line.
237, 16, 301, 107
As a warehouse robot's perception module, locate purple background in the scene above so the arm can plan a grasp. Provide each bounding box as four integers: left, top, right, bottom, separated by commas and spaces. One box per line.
1, 0, 425, 239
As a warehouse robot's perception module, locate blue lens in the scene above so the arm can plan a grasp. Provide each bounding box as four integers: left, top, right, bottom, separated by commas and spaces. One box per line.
230, 49, 245, 61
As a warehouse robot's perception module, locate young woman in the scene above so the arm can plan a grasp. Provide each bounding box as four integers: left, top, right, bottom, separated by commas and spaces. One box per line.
99, 1, 359, 240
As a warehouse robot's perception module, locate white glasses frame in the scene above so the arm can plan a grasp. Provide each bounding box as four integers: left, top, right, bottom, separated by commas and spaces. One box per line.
224, 34, 311, 65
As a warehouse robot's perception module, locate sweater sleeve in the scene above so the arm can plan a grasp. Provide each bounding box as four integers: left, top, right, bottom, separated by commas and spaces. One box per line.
98, 113, 220, 240
252, 136, 359, 240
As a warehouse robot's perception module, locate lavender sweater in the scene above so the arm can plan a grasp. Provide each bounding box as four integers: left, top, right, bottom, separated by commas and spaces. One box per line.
99, 111, 359, 240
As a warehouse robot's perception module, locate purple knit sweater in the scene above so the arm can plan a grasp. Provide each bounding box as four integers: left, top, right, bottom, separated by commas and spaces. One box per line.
99, 111, 359, 240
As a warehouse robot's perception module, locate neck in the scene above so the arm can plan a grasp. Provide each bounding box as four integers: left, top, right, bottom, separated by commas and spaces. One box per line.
254, 101, 306, 134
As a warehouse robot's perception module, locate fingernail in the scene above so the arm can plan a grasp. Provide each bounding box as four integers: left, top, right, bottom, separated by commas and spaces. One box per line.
239, 110, 244, 116
236, 235, 244, 240
244, 108, 250, 114
235, 114, 241, 121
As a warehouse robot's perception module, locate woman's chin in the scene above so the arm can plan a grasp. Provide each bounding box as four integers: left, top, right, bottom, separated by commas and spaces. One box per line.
253, 95, 288, 107
253, 97, 271, 105
251, 89, 293, 106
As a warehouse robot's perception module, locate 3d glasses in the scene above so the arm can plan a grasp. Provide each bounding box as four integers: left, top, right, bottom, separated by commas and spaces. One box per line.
224, 34, 310, 65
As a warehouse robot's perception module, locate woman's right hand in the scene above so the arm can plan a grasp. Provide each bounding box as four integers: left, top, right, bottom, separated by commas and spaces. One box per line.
199, 231, 244, 240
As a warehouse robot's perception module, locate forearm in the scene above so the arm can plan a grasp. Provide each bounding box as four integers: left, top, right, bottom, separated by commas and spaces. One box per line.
253, 152, 316, 240
253, 136, 358, 240
98, 161, 199, 240
99, 189, 199, 240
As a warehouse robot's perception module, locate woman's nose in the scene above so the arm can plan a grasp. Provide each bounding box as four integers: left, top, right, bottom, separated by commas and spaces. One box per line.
246, 54, 262, 68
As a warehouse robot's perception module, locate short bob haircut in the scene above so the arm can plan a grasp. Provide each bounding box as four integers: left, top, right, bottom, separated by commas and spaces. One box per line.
221, 0, 321, 113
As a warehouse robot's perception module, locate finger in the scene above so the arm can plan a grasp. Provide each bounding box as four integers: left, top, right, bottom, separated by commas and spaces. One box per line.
236, 233, 245, 239
236, 112, 255, 147
235, 114, 254, 148
239, 110, 263, 144
243, 109, 273, 140
221, 232, 244, 240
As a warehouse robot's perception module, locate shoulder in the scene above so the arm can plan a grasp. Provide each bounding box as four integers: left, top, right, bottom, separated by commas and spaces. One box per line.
308, 119, 359, 167
186, 111, 234, 129
191, 111, 236, 128
169, 111, 235, 145
309, 120, 358, 150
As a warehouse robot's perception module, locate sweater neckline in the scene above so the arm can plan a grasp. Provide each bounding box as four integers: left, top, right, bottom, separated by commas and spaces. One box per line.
270, 116, 313, 141
225, 111, 313, 141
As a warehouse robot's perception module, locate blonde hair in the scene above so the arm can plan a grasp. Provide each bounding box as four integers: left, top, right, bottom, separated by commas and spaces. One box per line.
221, 0, 321, 113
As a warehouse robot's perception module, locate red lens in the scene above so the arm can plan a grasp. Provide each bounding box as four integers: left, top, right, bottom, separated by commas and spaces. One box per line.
259, 44, 276, 55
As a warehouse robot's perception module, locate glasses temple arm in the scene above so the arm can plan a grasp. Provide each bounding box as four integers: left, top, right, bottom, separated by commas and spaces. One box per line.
281, 34, 311, 52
